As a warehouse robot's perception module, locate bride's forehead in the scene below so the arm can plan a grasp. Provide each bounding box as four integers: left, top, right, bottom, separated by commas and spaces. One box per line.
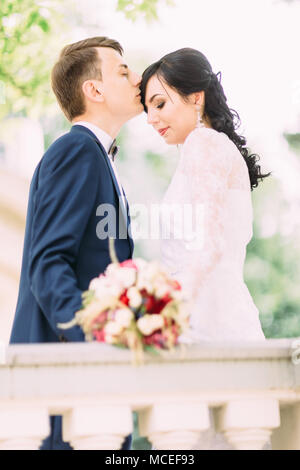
145, 75, 173, 100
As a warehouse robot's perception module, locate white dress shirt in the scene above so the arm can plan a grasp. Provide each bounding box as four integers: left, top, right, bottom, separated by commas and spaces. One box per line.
73, 121, 127, 212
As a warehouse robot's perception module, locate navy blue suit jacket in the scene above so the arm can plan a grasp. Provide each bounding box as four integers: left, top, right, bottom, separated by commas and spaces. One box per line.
10, 125, 133, 344
9, 125, 134, 449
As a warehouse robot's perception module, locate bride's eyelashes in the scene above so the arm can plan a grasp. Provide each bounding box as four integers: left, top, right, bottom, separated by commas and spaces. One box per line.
157, 102, 165, 109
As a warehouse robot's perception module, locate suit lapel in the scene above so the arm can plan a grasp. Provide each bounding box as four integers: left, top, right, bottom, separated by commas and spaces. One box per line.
70, 126, 132, 255
122, 187, 134, 256
101, 153, 128, 225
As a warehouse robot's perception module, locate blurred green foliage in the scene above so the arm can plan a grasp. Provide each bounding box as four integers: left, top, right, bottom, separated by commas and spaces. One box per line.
0, 0, 69, 117
117, 0, 175, 21
246, 225, 300, 338
245, 144, 300, 338
284, 132, 300, 153
0, 0, 170, 118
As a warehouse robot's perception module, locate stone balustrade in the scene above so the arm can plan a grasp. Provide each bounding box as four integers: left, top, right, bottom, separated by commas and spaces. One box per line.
0, 339, 300, 450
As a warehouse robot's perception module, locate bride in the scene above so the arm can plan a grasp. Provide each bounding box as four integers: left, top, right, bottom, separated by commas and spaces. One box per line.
140, 47, 271, 450
140, 47, 270, 343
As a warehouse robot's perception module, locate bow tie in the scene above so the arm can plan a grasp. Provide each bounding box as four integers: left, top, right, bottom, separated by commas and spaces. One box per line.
108, 139, 119, 162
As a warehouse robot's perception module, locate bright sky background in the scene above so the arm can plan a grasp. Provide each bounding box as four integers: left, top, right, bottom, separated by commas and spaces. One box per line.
5, 0, 300, 203
70, 0, 300, 204
73, 0, 300, 136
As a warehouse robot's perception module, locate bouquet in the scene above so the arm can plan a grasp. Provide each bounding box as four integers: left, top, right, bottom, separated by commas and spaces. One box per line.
57, 240, 190, 365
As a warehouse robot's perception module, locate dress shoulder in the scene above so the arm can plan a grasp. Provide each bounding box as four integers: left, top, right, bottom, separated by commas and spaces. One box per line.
180, 127, 234, 177
183, 127, 229, 150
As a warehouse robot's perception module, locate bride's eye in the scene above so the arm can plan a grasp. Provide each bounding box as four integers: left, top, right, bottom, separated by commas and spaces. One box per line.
157, 102, 165, 109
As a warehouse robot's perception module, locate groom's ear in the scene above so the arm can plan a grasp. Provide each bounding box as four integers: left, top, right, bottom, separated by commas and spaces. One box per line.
81, 80, 104, 103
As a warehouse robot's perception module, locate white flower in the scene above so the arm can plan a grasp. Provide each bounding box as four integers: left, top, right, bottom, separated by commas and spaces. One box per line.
100, 264, 137, 292
137, 314, 164, 336
115, 267, 136, 289
135, 260, 165, 294
136, 277, 154, 294
105, 263, 119, 277
115, 308, 133, 328
89, 277, 104, 292
127, 287, 142, 309
104, 321, 124, 336
105, 334, 116, 344
89, 276, 124, 299
154, 283, 170, 299
134, 258, 147, 270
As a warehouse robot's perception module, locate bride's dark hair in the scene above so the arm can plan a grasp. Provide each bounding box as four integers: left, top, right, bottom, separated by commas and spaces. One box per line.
140, 48, 270, 190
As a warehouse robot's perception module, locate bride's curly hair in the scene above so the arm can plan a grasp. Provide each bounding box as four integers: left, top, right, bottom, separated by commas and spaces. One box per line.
140, 48, 271, 190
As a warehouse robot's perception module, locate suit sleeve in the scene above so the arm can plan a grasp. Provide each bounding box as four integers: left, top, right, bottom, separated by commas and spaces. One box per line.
28, 138, 101, 341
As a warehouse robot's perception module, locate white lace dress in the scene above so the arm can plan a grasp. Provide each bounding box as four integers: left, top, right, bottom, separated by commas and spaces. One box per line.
160, 126, 265, 342
159, 127, 268, 450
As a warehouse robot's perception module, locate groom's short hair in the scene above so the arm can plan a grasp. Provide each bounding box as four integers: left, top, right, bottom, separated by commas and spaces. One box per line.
51, 36, 123, 121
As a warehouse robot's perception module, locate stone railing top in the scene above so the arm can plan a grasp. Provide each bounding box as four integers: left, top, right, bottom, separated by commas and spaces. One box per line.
1, 339, 300, 400
2, 338, 300, 367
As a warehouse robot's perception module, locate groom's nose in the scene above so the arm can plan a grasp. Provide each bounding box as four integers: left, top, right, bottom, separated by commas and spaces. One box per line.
131, 71, 141, 86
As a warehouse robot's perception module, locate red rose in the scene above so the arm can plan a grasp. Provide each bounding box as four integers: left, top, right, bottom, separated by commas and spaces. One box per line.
144, 294, 171, 314
145, 295, 156, 312
152, 294, 172, 314
120, 290, 130, 306
154, 300, 166, 314
162, 293, 172, 304
143, 330, 166, 349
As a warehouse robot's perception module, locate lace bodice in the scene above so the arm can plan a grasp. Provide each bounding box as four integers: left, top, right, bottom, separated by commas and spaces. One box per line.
160, 127, 265, 341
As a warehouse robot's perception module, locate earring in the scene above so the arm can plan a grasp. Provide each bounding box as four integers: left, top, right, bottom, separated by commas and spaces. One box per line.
196, 105, 205, 128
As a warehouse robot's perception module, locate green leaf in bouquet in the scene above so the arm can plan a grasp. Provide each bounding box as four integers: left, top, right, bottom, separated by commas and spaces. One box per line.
113, 343, 128, 350
139, 305, 146, 315
82, 289, 95, 308
143, 345, 161, 356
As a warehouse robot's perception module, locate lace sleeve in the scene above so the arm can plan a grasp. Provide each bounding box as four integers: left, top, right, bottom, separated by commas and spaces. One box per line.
178, 128, 233, 298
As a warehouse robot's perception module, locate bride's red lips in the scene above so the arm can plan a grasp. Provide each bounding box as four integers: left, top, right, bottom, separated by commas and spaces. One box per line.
158, 127, 169, 136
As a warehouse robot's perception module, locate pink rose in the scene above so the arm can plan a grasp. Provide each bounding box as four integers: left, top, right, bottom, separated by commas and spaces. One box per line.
93, 329, 105, 342
119, 260, 138, 270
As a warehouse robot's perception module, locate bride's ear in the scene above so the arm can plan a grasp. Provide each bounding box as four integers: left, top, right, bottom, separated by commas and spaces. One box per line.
193, 91, 205, 107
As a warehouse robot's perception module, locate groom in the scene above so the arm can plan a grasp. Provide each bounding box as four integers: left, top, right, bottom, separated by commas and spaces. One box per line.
9, 36, 143, 449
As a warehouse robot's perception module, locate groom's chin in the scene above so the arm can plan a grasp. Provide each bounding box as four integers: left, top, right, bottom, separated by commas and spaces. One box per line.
136, 102, 144, 115
130, 105, 144, 119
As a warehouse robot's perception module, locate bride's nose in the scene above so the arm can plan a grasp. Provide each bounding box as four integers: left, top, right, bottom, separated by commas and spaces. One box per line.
147, 108, 159, 125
